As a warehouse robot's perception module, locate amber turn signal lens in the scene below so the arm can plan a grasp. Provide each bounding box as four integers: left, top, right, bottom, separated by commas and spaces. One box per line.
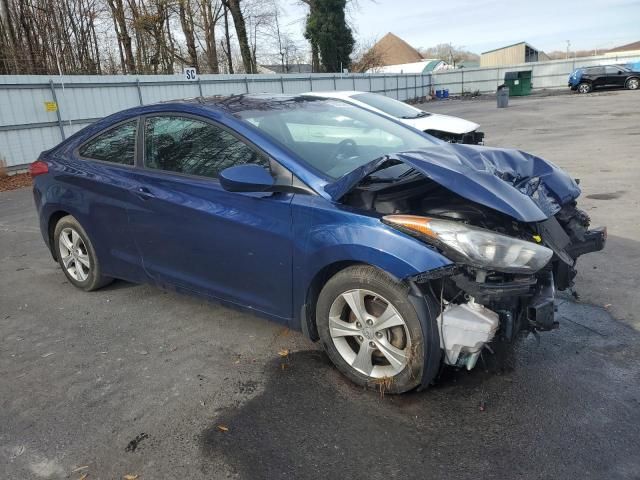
382, 215, 437, 239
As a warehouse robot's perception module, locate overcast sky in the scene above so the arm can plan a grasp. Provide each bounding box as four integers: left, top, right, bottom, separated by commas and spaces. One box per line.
279, 0, 640, 54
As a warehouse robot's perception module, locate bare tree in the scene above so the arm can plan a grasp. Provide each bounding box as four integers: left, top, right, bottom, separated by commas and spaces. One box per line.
351, 37, 384, 73
221, 0, 254, 73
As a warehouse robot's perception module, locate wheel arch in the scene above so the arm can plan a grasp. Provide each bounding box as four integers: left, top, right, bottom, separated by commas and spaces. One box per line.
297, 242, 451, 341
46, 210, 72, 260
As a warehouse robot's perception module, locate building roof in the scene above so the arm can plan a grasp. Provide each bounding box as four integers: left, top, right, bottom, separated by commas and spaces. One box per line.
369, 33, 424, 66
481, 41, 542, 55
608, 41, 640, 53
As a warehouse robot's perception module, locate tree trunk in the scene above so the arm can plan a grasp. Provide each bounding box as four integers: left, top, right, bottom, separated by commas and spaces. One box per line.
201, 0, 220, 74
222, 5, 233, 74
107, 0, 136, 74
311, 42, 320, 73
223, 0, 254, 74
178, 0, 199, 71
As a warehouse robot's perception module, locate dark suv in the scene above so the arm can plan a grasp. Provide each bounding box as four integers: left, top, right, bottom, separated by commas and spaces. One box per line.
569, 65, 640, 93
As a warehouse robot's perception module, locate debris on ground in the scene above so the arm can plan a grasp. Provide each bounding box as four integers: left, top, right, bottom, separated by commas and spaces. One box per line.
125, 433, 149, 452
123, 475, 139, 480
0, 173, 31, 192
216, 425, 229, 432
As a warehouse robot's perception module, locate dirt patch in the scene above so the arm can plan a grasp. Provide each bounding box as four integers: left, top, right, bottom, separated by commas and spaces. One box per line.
0, 173, 31, 192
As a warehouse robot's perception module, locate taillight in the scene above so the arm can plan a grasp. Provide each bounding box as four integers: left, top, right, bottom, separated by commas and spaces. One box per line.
29, 160, 49, 177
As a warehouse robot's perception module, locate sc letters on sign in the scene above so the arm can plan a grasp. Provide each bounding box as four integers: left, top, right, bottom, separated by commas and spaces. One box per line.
184, 67, 198, 81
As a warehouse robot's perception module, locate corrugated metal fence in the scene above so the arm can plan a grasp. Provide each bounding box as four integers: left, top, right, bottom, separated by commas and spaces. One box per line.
1, 52, 639, 170
1, 72, 430, 169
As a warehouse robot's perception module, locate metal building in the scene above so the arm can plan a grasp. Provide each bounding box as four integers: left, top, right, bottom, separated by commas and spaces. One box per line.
480, 42, 550, 67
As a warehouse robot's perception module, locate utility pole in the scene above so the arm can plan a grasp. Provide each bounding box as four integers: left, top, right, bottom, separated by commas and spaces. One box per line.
565, 40, 571, 60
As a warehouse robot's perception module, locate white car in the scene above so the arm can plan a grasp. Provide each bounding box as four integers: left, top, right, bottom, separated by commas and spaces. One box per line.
305, 90, 484, 144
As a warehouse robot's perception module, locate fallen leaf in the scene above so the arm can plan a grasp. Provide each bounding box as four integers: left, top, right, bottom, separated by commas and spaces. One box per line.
217, 425, 229, 432
79, 473, 88, 480
123, 475, 139, 480
278, 349, 289, 357
71, 465, 89, 473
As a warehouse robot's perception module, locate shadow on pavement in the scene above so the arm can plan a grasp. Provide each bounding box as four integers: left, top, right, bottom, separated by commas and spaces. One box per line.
201, 301, 640, 480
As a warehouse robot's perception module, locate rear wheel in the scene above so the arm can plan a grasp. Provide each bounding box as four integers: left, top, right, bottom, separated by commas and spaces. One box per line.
626, 78, 639, 90
577, 82, 592, 94
53, 215, 112, 291
316, 265, 439, 394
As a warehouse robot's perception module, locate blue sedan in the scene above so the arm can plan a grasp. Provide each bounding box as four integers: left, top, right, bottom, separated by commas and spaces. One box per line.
30, 94, 605, 393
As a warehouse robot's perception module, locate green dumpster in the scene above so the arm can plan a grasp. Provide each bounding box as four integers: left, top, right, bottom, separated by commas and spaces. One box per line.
504, 71, 532, 96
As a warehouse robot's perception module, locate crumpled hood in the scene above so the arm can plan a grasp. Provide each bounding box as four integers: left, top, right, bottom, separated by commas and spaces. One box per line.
325, 143, 581, 223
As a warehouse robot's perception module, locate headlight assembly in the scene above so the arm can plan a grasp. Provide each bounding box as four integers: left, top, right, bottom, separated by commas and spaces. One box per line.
383, 215, 553, 274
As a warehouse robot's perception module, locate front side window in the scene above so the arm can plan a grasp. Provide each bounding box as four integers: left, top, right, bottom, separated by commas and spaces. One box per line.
144, 116, 269, 178
79, 120, 137, 165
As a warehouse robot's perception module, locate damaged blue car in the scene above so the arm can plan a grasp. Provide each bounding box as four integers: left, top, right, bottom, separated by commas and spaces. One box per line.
30, 94, 606, 393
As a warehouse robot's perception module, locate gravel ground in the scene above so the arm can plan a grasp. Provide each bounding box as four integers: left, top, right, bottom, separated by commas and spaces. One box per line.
1, 89, 639, 480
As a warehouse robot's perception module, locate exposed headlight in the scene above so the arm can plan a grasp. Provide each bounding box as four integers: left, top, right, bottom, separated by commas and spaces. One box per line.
383, 215, 553, 273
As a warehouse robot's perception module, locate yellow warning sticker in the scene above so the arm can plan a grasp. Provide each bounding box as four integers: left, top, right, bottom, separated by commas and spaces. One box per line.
44, 101, 58, 112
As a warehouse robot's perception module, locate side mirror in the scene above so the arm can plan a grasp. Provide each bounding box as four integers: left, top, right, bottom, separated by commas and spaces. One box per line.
219, 164, 275, 193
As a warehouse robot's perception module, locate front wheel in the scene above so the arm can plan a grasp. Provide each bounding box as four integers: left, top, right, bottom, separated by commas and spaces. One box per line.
626, 78, 639, 90
316, 265, 440, 394
577, 82, 592, 94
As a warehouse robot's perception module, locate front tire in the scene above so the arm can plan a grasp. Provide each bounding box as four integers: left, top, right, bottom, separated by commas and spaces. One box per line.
577, 82, 592, 94
626, 78, 639, 90
316, 265, 439, 394
53, 215, 112, 291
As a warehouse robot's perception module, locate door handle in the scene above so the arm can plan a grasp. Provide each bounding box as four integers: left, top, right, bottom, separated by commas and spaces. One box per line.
133, 186, 155, 200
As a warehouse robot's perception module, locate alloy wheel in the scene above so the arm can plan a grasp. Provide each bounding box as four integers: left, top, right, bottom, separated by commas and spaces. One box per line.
58, 227, 91, 282
328, 289, 411, 378
628, 78, 639, 90
578, 84, 590, 94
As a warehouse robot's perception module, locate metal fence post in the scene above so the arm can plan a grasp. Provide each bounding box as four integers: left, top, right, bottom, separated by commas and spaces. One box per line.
396, 75, 399, 99
197, 77, 203, 97
309, 75, 313, 91
49, 79, 65, 140
368, 75, 372, 92
461, 70, 464, 95
244, 76, 250, 93
352, 75, 356, 90
333, 75, 337, 90
136, 78, 143, 105
280, 75, 285, 93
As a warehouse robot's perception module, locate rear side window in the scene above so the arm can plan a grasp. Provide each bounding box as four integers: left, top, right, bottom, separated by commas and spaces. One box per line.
79, 120, 137, 165
144, 116, 269, 179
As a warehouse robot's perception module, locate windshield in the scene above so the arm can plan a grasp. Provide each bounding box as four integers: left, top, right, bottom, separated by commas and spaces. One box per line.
236, 97, 438, 179
352, 92, 428, 119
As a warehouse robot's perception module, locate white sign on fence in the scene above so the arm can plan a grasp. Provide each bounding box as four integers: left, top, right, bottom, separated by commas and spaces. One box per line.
184, 67, 198, 81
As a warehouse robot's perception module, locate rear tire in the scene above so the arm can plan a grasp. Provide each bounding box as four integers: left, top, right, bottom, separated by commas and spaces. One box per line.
577, 82, 591, 94
626, 78, 639, 90
316, 265, 440, 394
53, 215, 112, 291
